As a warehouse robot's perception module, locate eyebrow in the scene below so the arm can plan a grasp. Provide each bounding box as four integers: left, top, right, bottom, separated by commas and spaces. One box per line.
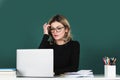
51, 25, 63, 28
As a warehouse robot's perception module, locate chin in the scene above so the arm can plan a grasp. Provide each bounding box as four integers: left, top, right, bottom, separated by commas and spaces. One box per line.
53, 35, 64, 41
54, 37, 61, 41
54, 38, 60, 41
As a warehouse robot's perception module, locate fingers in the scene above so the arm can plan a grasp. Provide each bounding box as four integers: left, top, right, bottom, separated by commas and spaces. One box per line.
43, 23, 50, 28
43, 23, 51, 35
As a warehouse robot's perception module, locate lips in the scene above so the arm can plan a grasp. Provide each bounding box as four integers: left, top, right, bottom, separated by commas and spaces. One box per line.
53, 35, 58, 37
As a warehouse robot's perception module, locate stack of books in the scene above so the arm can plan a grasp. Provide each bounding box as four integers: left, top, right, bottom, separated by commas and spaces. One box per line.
0, 68, 16, 78
61, 70, 94, 78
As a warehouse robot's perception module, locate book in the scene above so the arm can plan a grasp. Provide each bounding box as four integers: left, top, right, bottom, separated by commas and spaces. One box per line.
61, 70, 94, 78
0, 68, 16, 72
0, 68, 16, 76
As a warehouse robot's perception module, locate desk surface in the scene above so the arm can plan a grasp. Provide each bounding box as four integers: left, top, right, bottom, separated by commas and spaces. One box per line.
0, 72, 120, 80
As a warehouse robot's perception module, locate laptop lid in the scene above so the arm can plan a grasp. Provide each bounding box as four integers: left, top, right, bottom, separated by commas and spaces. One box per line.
16, 49, 54, 77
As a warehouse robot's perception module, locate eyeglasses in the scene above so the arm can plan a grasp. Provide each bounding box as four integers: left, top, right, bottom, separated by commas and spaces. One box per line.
50, 26, 65, 33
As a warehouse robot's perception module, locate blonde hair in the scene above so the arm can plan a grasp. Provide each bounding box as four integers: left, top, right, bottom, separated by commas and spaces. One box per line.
48, 14, 72, 44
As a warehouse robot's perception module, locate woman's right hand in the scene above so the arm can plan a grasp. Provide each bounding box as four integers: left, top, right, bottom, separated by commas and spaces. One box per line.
43, 23, 50, 35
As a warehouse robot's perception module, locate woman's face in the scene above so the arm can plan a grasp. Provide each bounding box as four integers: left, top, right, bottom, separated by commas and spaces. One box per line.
50, 21, 68, 41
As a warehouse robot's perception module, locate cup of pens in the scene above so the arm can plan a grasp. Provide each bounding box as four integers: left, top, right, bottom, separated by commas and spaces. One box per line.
103, 57, 116, 78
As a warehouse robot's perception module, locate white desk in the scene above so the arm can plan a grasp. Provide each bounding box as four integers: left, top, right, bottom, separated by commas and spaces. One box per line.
0, 71, 120, 80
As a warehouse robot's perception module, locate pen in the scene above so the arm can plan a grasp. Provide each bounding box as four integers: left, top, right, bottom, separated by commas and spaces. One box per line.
103, 57, 116, 65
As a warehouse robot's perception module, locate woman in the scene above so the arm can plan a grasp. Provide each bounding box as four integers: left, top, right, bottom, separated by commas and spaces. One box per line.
39, 14, 80, 75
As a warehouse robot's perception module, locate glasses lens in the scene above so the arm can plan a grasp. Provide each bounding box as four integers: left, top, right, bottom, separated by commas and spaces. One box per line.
56, 27, 63, 32
50, 28, 55, 33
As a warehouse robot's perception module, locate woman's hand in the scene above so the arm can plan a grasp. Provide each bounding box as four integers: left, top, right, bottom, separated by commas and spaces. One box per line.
43, 23, 50, 35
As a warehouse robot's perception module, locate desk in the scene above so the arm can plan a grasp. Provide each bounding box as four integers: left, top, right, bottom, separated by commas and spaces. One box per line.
0, 72, 120, 80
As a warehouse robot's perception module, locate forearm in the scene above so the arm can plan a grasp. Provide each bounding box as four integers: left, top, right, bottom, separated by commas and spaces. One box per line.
55, 65, 79, 75
39, 34, 49, 48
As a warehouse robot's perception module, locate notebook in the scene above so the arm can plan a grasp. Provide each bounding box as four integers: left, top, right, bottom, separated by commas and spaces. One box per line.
16, 49, 54, 77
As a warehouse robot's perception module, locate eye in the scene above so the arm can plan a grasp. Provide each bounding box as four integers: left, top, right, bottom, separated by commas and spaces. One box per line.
50, 28, 55, 30
57, 27, 62, 30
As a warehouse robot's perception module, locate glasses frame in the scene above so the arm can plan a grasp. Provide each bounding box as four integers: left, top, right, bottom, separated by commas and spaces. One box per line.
50, 26, 65, 33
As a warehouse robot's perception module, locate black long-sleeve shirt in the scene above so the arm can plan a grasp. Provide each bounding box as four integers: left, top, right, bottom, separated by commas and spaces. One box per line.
39, 34, 80, 75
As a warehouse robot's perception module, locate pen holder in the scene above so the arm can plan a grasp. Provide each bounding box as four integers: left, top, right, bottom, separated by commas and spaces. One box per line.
104, 65, 116, 78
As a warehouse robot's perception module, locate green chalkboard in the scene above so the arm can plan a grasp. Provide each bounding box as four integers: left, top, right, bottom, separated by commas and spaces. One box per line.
0, 0, 120, 74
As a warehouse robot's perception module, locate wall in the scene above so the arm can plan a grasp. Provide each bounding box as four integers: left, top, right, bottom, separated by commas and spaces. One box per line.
0, 0, 120, 74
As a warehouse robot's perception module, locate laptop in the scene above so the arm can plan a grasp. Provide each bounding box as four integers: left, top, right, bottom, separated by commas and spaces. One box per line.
16, 49, 54, 77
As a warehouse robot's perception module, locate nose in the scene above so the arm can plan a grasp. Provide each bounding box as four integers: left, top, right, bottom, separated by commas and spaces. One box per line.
54, 30, 57, 33
52, 29, 57, 34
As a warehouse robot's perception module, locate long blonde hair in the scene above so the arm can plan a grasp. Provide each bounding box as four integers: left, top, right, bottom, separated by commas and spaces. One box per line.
48, 14, 72, 44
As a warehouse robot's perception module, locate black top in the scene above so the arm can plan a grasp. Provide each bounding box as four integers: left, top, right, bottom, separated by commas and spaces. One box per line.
39, 34, 80, 75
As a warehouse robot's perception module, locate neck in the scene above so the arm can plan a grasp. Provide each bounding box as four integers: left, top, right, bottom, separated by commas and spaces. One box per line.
55, 40, 65, 45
